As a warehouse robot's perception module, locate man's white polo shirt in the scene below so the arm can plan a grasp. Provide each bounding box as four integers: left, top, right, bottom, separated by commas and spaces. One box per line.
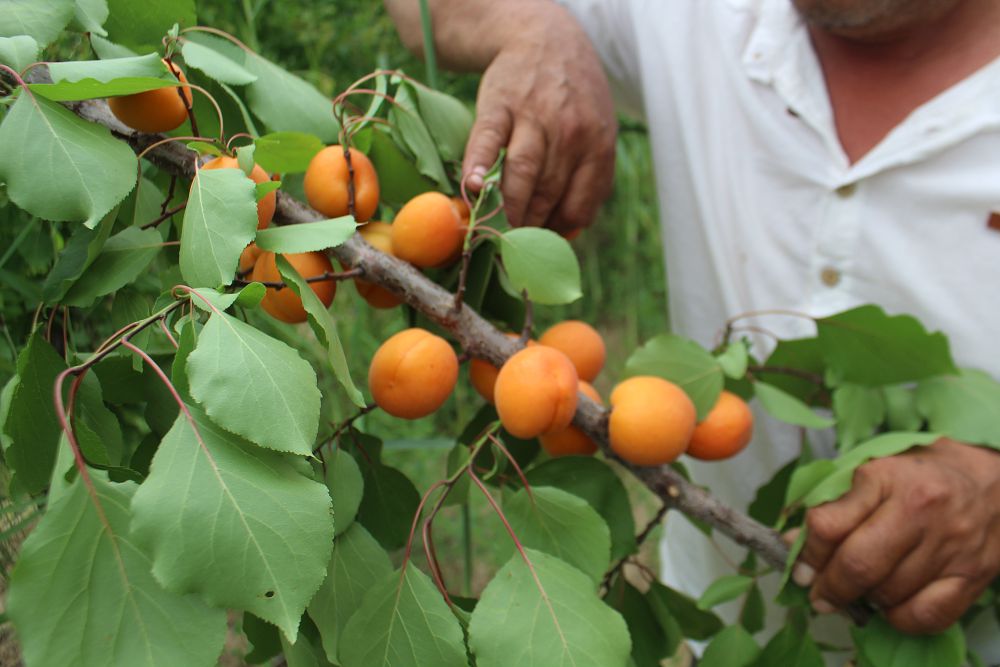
557, 0, 1000, 661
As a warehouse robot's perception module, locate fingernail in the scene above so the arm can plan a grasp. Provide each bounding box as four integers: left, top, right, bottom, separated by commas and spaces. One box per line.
467, 166, 486, 188
812, 598, 836, 614
792, 562, 816, 587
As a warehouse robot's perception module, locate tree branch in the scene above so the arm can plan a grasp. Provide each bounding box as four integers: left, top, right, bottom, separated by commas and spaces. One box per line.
66, 92, 794, 576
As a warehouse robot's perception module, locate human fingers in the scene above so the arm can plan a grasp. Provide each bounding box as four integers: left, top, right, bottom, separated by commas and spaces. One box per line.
883, 575, 984, 635
547, 153, 615, 236
499, 118, 548, 227
800, 464, 885, 574
808, 498, 921, 612
462, 105, 513, 192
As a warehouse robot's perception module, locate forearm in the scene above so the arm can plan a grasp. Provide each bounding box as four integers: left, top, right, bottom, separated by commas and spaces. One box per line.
384, 0, 575, 71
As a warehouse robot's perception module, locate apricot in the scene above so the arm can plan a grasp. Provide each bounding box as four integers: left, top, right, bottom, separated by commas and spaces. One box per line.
686, 391, 754, 461
201, 156, 276, 230
353, 222, 403, 309
468, 334, 535, 403
108, 59, 192, 133
251, 250, 335, 324
494, 346, 579, 439
539, 381, 602, 457
391, 192, 466, 268
538, 320, 606, 382
608, 376, 696, 466
451, 196, 471, 223
368, 328, 459, 419
238, 243, 261, 274
304, 146, 380, 222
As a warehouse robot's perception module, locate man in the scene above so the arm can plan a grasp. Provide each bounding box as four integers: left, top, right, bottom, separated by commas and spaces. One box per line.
385, 0, 1000, 660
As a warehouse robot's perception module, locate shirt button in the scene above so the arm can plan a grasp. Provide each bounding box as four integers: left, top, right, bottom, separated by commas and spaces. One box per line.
835, 183, 857, 198
820, 267, 842, 287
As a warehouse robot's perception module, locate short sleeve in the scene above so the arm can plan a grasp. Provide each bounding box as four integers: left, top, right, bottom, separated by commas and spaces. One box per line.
554, 0, 645, 119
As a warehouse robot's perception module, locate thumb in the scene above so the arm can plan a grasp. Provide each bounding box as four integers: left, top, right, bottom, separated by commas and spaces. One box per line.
462, 107, 512, 192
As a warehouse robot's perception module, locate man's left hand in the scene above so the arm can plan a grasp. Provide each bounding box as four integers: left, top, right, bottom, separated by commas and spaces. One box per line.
795, 437, 1000, 634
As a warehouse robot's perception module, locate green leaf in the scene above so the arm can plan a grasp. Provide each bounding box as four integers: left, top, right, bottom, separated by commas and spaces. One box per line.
255, 217, 357, 254
30, 76, 177, 102
277, 255, 365, 407
89, 34, 136, 59
388, 82, 451, 190
244, 52, 339, 142
832, 383, 886, 451
739, 581, 766, 634
0, 35, 39, 72
700, 625, 761, 667
0, 0, 74, 48
411, 82, 474, 163
179, 167, 258, 288
326, 447, 363, 537
915, 369, 1000, 447
853, 617, 965, 667
716, 339, 750, 379
5, 333, 67, 495
624, 334, 724, 419
524, 456, 637, 561
697, 575, 754, 610
42, 206, 116, 302
646, 580, 723, 641
817, 305, 957, 385
74, 372, 124, 467
356, 462, 421, 550
605, 578, 673, 667
130, 405, 335, 643
73, 0, 110, 36
501, 486, 612, 584
882, 385, 923, 431
8, 476, 227, 667
63, 227, 162, 307
758, 337, 826, 404
104, 0, 195, 50
802, 432, 941, 508
750, 622, 823, 667
243, 613, 282, 665
186, 311, 322, 455
366, 127, 437, 206
749, 456, 798, 526
0, 93, 137, 228
339, 566, 467, 667
500, 227, 582, 305
469, 549, 632, 667
308, 523, 393, 664
48, 53, 164, 82
784, 459, 837, 508
754, 382, 834, 429
254, 132, 325, 173
181, 39, 256, 85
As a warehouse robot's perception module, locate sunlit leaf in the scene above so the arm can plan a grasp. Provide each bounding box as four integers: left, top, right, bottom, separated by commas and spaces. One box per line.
469, 549, 631, 667
0, 35, 39, 72
0, 0, 74, 48
0, 93, 136, 228
339, 566, 468, 667
130, 405, 334, 642
186, 311, 322, 455
244, 52, 339, 142
500, 227, 582, 305
254, 132, 325, 173
624, 334, 723, 419
754, 382, 834, 429
916, 369, 1000, 447
181, 39, 256, 85
256, 217, 357, 254
8, 476, 227, 667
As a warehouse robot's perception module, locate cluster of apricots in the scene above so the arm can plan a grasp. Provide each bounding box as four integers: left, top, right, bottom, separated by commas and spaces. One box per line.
370, 318, 754, 467
108, 62, 752, 466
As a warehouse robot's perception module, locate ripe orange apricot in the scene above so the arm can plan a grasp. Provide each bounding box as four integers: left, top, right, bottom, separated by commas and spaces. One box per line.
251, 250, 335, 324
391, 192, 466, 268
608, 376, 696, 466
686, 391, 754, 461
538, 320, 606, 382
303, 146, 380, 222
494, 346, 579, 439
353, 222, 403, 309
468, 334, 535, 403
539, 381, 602, 457
108, 59, 192, 133
202, 156, 276, 230
368, 328, 459, 419
451, 196, 471, 223
238, 243, 261, 274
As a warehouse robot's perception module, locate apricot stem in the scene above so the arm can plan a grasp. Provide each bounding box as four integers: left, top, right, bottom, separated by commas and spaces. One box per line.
233, 267, 364, 291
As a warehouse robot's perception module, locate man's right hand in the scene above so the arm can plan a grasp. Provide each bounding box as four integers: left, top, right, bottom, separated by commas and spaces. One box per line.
386, 0, 618, 235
